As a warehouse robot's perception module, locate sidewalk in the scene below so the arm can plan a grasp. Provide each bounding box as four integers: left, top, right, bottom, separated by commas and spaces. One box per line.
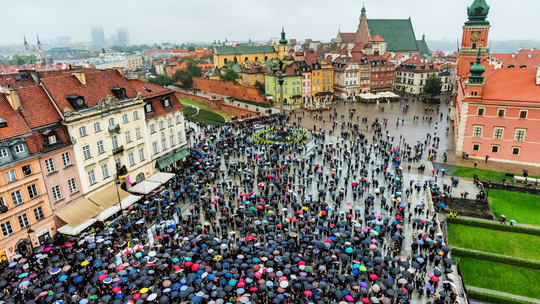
457, 216, 540, 229
467, 286, 540, 304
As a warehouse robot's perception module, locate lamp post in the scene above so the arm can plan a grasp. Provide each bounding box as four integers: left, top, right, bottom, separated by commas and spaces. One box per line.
278, 69, 286, 126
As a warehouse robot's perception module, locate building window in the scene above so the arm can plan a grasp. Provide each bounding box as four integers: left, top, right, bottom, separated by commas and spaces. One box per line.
0, 149, 7, 158
163, 99, 171, 108
168, 118, 173, 127
62, 152, 71, 167
150, 124, 156, 134
82, 145, 91, 159
79, 126, 87, 137
128, 153, 135, 166
101, 164, 109, 179
1, 221, 13, 237
5, 170, 16, 183
14, 144, 25, 154
22, 164, 32, 177
94, 122, 101, 132
519, 110, 528, 119
108, 118, 115, 128
115, 158, 121, 168
122, 114, 129, 123
18, 214, 29, 229
473, 126, 482, 138
34, 207, 44, 221
497, 108, 506, 117
68, 178, 77, 193
472, 143, 480, 151
111, 136, 118, 150
493, 128, 504, 140
514, 129, 525, 141
88, 170, 96, 185
135, 127, 142, 139
491, 145, 499, 153
139, 149, 145, 162
152, 142, 158, 154
159, 121, 164, 130
133, 111, 139, 120
27, 184, 38, 199
170, 135, 174, 147
176, 115, 181, 124
11, 190, 23, 206
45, 158, 55, 173
52, 185, 62, 201
512, 147, 520, 155
177, 132, 182, 143
125, 131, 132, 143
0, 197, 4, 208
48, 135, 57, 144
161, 139, 166, 150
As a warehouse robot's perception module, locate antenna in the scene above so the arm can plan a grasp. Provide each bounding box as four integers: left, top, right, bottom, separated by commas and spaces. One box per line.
457, 38, 460, 53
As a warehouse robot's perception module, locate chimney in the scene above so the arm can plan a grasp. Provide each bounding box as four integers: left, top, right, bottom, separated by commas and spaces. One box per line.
511, 53, 515, 58
528, 52, 532, 58
536, 68, 540, 86
71, 70, 86, 85
1, 88, 22, 110
113, 67, 124, 76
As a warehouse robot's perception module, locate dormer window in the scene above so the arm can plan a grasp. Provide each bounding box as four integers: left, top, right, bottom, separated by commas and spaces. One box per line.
42, 129, 59, 145
0, 118, 6, 128
65, 93, 86, 110
145, 103, 154, 113
162, 98, 171, 109
110, 86, 127, 99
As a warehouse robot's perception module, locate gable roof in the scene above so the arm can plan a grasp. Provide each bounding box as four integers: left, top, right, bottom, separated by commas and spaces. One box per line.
215, 45, 275, 55
41, 69, 138, 112
128, 79, 171, 98
17, 86, 62, 129
416, 39, 431, 58
367, 19, 420, 52
482, 68, 540, 102
370, 35, 385, 42
339, 33, 357, 43
0, 93, 32, 140
490, 49, 540, 69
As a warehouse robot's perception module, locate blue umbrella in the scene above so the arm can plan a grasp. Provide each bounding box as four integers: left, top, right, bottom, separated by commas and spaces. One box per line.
59, 275, 68, 282
74, 276, 83, 283
191, 296, 201, 303
115, 293, 123, 299
417, 258, 425, 263
417, 240, 424, 245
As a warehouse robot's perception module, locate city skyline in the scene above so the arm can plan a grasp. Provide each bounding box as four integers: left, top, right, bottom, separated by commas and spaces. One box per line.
1, 0, 538, 46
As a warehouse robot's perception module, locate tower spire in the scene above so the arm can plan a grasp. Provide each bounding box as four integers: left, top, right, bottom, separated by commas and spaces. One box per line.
24, 35, 28, 45
468, 47, 485, 84
37, 35, 41, 44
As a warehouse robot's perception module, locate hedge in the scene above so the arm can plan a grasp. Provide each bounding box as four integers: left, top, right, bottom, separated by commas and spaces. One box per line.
468, 289, 538, 304
448, 217, 540, 236
453, 248, 540, 270
230, 98, 272, 108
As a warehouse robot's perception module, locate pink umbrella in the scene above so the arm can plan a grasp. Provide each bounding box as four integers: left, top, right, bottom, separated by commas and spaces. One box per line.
345, 295, 354, 301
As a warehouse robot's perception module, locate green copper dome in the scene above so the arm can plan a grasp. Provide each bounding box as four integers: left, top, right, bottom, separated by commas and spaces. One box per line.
468, 49, 485, 84
279, 27, 288, 45
466, 0, 490, 25
361, 5, 366, 14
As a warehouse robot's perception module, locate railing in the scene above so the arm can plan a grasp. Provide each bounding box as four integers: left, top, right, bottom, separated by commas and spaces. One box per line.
112, 146, 124, 155
456, 259, 470, 304
108, 124, 121, 134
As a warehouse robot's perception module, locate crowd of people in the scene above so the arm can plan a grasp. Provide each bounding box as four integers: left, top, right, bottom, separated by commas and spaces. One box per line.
0, 108, 460, 304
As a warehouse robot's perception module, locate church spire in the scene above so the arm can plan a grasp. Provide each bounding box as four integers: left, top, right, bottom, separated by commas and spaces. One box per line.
37, 35, 41, 45
24, 35, 28, 45
279, 26, 288, 45
466, 0, 490, 25
468, 47, 485, 84
361, 2, 366, 15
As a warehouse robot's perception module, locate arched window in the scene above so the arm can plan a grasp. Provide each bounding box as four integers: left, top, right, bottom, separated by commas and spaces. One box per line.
224, 58, 228, 64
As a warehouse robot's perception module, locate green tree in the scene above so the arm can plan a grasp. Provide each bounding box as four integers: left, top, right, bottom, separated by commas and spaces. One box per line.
186, 60, 202, 77
254, 80, 265, 94
219, 68, 239, 84
149, 66, 156, 75
148, 74, 172, 87
423, 74, 443, 98
172, 69, 193, 87
49, 57, 54, 64
187, 46, 195, 52
102, 48, 106, 54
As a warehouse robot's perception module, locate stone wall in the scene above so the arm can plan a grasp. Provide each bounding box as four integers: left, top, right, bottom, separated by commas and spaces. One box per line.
191, 78, 270, 105
174, 91, 261, 119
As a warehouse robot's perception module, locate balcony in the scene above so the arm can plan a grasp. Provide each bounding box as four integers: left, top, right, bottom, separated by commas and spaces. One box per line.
108, 124, 121, 134
112, 146, 124, 155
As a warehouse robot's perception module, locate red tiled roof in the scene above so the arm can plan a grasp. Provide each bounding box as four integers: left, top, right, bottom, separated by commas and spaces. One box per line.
370, 35, 385, 42
145, 92, 185, 120
397, 56, 435, 71
482, 68, 540, 102
241, 62, 269, 74
195, 47, 204, 51
490, 49, 540, 69
339, 33, 356, 43
0, 93, 32, 140
41, 69, 138, 111
350, 44, 364, 54
145, 49, 171, 56
382, 53, 392, 60
128, 79, 171, 98
17, 86, 61, 129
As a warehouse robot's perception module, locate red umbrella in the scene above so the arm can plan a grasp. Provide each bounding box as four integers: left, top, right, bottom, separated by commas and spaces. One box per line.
362, 297, 370, 303
64, 243, 73, 247
99, 274, 107, 281
396, 215, 401, 220
304, 290, 312, 296
191, 263, 200, 271
369, 274, 378, 280
257, 206, 264, 210
112, 286, 121, 293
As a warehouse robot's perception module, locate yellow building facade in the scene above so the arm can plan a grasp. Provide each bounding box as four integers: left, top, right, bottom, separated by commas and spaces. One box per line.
311, 59, 334, 95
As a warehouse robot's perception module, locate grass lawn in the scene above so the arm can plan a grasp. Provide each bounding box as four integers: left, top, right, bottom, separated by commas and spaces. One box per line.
186, 108, 225, 127
447, 223, 540, 261
488, 189, 540, 226
451, 165, 539, 181
457, 256, 540, 299
179, 98, 232, 120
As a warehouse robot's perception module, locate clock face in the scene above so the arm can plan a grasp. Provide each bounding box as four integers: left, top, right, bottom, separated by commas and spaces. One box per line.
471, 31, 480, 41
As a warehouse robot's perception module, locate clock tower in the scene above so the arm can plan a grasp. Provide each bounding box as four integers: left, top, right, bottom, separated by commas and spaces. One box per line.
457, 0, 490, 77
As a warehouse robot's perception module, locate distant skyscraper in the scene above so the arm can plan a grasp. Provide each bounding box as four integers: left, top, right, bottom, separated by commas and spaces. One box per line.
116, 28, 130, 46
57, 36, 71, 45
110, 34, 118, 44
91, 26, 106, 47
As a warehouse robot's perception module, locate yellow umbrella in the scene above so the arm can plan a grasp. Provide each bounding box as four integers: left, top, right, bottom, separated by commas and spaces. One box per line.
80, 261, 89, 266
140, 288, 149, 294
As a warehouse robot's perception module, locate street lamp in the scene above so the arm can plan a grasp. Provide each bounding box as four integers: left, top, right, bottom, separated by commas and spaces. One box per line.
277, 68, 286, 126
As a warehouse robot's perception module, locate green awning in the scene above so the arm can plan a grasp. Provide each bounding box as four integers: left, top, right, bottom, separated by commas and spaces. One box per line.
155, 148, 190, 169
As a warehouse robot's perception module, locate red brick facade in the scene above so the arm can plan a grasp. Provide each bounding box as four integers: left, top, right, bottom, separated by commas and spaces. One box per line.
191, 78, 270, 105
174, 91, 261, 119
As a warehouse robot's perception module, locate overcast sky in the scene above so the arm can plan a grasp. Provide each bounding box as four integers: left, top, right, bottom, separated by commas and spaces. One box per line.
1, 0, 536, 46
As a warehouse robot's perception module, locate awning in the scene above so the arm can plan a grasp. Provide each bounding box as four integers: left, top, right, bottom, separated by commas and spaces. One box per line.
129, 180, 161, 194
88, 184, 130, 209
56, 199, 104, 227
57, 219, 97, 236
155, 148, 190, 169
120, 195, 141, 208
147, 172, 175, 184
94, 205, 121, 222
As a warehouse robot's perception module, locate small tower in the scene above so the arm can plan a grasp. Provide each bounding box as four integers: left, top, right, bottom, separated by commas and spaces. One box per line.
37, 35, 43, 53
24, 35, 29, 51
465, 48, 486, 98
278, 26, 289, 59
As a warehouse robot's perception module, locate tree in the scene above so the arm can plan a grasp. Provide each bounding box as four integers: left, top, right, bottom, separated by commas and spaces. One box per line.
187, 46, 195, 52
149, 66, 156, 75
173, 69, 193, 87
219, 68, 239, 84
49, 57, 54, 64
148, 74, 172, 87
423, 74, 443, 98
186, 60, 202, 77
254, 80, 265, 94
102, 48, 106, 54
